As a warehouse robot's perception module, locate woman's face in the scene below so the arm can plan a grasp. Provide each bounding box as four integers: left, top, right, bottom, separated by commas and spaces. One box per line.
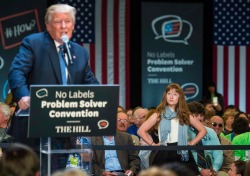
228, 163, 239, 176
225, 116, 234, 128
166, 88, 179, 109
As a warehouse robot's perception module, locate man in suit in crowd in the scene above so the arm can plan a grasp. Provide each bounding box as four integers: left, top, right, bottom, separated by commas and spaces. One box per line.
117, 111, 139, 145
8, 4, 99, 150
91, 127, 141, 176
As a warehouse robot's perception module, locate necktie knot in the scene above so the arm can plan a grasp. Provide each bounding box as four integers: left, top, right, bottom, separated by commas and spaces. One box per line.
58, 44, 64, 51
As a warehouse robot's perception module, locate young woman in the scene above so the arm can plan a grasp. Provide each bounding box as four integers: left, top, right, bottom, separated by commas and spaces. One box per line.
137, 83, 207, 174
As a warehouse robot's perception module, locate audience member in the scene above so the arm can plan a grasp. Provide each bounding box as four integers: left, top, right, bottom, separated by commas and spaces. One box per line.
117, 105, 125, 112
209, 115, 234, 175
161, 162, 197, 176
226, 116, 250, 142
188, 101, 223, 176
117, 112, 130, 132
203, 81, 224, 115
138, 166, 176, 176
0, 102, 13, 143
0, 102, 14, 157
222, 110, 238, 136
116, 112, 139, 145
7, 4, 99, 150
138, 83, 206, 175
91, 130, 140, 176
224, 105, 240, 114
127, 106, 148, 138
0, 143, 40, 176
231, 118, 250, 161
234, 112, 250, 128
52, 168, 88, 176
202, 100, 216, 123
228, 160, 246, 176
126, 108, 134, 126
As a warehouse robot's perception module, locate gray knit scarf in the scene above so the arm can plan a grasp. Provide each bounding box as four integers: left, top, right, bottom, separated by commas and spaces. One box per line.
160, 106, 189, 161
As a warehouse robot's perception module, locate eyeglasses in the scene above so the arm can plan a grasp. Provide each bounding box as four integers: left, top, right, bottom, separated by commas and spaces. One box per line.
117, 119, 128, 123
211, 122, 223, 128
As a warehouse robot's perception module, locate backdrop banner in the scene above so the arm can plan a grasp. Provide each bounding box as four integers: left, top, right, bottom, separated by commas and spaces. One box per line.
141, 2, 203, 108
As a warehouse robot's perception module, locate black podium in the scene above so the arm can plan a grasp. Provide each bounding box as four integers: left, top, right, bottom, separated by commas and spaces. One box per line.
28, 85, 119, 176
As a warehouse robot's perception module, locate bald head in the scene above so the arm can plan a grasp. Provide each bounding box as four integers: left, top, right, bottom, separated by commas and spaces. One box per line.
209, 115, 224, 135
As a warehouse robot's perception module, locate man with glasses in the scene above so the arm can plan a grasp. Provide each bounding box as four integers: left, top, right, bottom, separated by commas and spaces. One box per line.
117, 112, 130, 132
117, 112, 139, 145
91, 112, 141, 176
188, 101, 223, 176
209, 115, 234, 175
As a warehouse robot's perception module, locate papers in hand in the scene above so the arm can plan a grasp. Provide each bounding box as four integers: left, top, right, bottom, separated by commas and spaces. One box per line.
15, 108, 29, 116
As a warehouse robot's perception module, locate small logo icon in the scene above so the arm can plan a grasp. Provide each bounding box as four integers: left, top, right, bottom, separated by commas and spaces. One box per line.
97, 120, 109, 129
152, 15, 193, 45
181, 83, 199, 100
36, 88, 48, 98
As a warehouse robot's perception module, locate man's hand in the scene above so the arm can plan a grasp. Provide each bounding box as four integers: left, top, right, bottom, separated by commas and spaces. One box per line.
125, 170, 134, 176
101, 171, 117, 176
200, 168, 215, 176
18, 96, 30, 110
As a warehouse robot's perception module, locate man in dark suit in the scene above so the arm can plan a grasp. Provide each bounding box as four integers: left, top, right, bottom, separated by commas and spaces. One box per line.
8, 4, 99, 150
91, 130, 141, 176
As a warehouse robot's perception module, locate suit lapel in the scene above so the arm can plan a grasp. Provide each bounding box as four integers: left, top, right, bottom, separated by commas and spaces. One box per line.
115, 132, 123, 162
94, 137, 105, 167
45, 33, 62, 84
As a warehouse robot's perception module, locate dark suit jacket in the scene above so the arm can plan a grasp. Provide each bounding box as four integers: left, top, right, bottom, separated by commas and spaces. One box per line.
8, 31, 99, 101
91, 131, 141, 176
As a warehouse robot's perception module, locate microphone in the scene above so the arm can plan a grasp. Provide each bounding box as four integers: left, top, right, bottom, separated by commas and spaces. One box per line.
61, 35, 73, 65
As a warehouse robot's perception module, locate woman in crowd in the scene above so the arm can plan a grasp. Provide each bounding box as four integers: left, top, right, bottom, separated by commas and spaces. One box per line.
222, 110, 238, 136
137, 83, 207, 175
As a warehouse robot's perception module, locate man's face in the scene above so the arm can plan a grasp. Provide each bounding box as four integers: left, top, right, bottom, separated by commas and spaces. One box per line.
209, 116, 224, 135
116, 112, 129, 132
46, 12, 74, 44
133, 109, 148, 128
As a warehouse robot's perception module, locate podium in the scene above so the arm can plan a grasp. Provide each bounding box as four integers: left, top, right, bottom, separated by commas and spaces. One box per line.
27, 85, 119, 176
40, 137, 92, 176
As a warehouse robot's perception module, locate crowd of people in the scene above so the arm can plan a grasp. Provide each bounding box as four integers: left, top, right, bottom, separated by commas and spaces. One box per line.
0, 2, 249, 176
1, 82, 250, 176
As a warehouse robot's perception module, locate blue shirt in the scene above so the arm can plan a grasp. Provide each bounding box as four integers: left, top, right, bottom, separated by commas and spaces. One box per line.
188, 127, 223, 172
103, 136, 122, 171
127, 124, 139, 138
